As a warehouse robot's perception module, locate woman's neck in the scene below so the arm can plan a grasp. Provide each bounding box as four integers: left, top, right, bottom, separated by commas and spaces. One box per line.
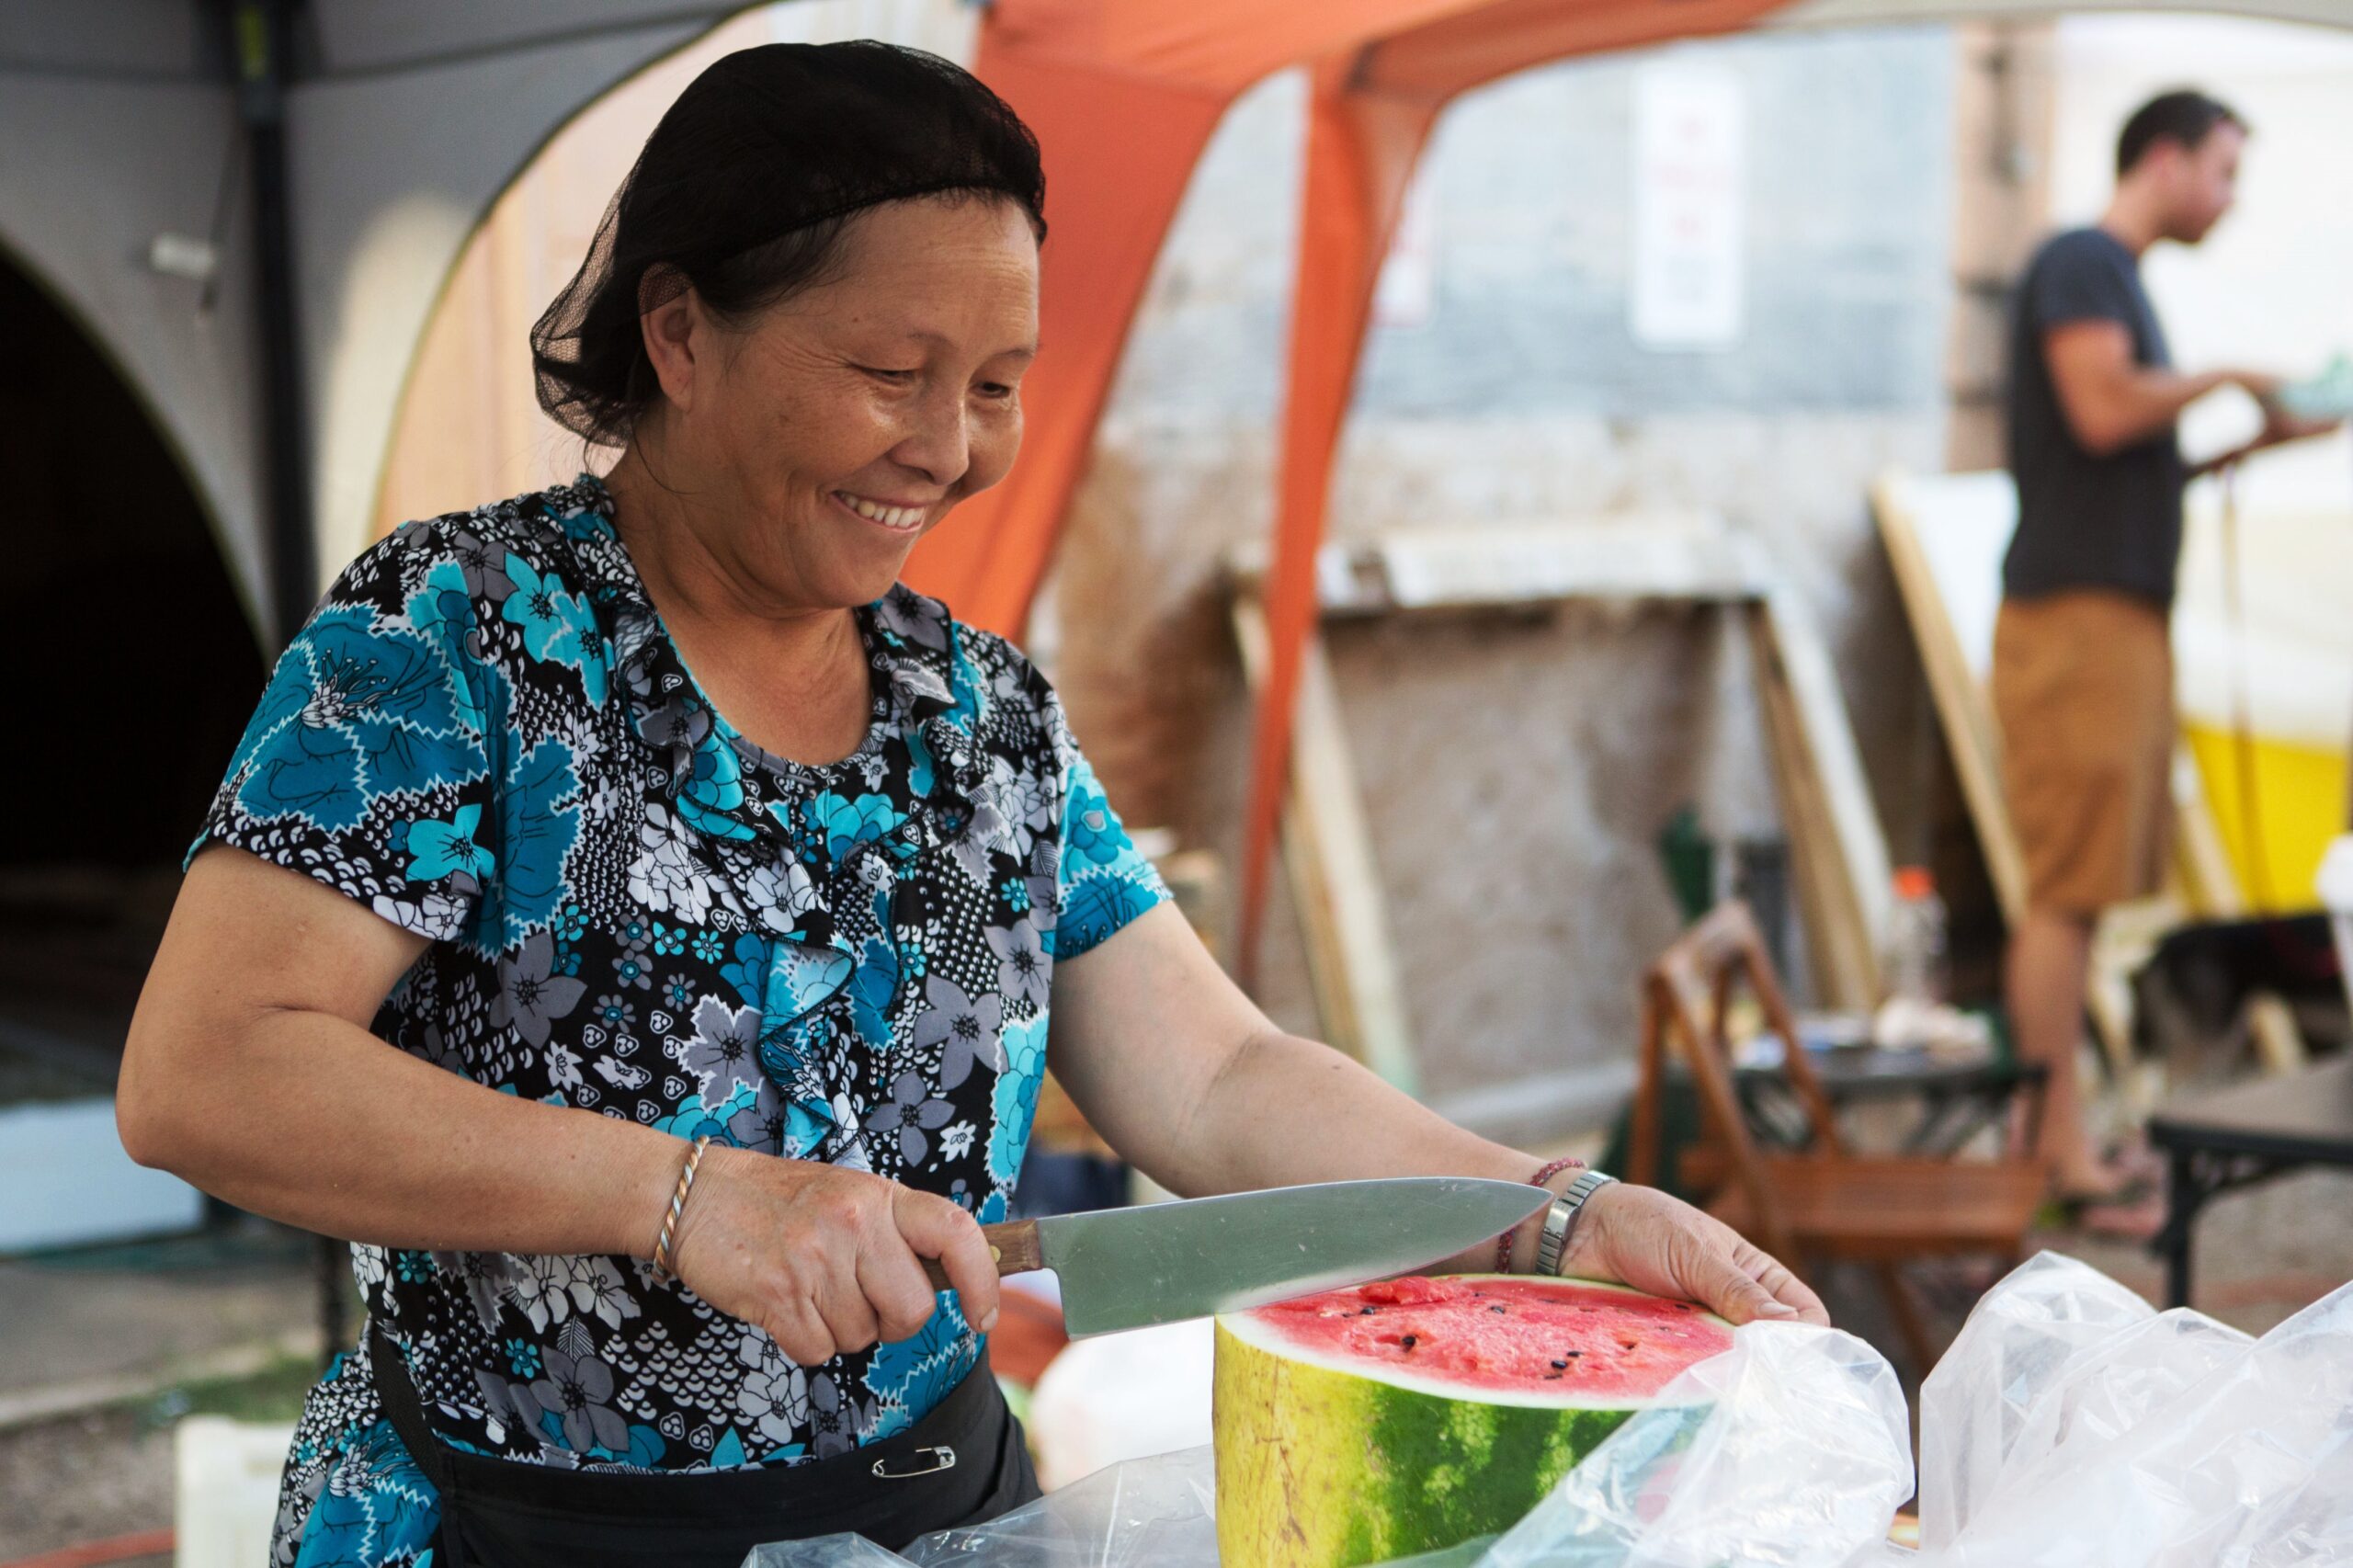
603, 447, 836, 642
601, 445, 874, 765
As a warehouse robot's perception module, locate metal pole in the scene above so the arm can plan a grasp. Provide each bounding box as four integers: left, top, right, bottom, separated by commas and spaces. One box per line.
235, 0, 316, 649
234, 0, 343, 1364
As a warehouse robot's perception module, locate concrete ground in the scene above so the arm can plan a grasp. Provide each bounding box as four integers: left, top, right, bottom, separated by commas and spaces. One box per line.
0, 1221, 325, 1564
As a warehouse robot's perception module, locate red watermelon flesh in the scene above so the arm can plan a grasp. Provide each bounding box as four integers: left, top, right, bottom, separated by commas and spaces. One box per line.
1256, 1275, 1733, 1399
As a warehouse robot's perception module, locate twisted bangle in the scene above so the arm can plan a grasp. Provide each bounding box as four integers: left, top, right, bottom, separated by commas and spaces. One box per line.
1495, 1156, 1585, 1273
652, 1135, 712, 1281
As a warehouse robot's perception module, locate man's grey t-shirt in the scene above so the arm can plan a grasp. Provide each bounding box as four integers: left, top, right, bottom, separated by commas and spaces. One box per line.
2003, 226, 2186, 608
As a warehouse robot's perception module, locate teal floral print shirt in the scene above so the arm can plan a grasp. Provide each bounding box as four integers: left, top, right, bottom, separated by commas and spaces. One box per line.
193, 477, 1166, 1565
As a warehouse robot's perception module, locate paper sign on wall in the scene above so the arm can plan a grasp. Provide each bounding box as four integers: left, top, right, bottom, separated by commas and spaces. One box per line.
1630, 62, 1746, 350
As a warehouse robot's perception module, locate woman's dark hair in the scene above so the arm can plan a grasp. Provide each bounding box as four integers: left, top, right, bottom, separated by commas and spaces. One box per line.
2116, 88, 2246, 177
531, 40, 1047, 448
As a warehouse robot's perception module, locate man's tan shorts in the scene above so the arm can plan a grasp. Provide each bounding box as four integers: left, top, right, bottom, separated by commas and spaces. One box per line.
1991, 590, 2174, 916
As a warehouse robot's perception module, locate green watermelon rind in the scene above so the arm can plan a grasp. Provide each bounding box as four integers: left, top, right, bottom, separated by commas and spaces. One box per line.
1212, 1275, 1728, 1568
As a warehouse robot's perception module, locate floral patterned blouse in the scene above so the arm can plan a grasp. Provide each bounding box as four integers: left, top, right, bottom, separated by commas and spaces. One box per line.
192, 476, 1167, 1566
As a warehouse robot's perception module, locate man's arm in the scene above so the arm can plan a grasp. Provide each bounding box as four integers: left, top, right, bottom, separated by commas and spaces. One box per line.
2043, 321, 2263, 457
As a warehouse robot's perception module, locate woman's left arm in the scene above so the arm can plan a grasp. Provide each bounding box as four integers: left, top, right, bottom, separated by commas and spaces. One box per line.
1048, 903, 1827, 1326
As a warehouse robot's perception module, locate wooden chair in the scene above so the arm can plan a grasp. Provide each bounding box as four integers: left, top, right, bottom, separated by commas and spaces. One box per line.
1629, 902, 2046, 1372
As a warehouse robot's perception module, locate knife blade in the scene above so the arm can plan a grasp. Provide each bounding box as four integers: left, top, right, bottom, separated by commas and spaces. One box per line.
922, 1177, 1551, 1336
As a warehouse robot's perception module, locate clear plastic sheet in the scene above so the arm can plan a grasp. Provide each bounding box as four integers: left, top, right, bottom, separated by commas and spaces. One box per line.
746, 1254, 2353, 1568
1895, 1252, 2353, 1567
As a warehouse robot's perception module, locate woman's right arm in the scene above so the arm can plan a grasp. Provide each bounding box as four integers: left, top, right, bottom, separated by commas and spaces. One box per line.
119, 846, 1000, 1358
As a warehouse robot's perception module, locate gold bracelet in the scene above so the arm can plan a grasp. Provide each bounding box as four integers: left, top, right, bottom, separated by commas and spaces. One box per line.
652, 1135, 712, 1280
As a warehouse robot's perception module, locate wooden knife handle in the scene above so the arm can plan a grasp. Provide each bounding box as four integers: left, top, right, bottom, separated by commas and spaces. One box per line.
921, 1220, 1041, 1291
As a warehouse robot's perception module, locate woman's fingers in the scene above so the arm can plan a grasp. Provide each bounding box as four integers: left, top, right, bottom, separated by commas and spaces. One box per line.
1563, 1183, 1832, 1328
860, 1214, 949, 1345
1739, 1245, 1830, 1325
892, 1185, 1001, 1333
813, 1273, 884, 1356
1692, 1247, 1807, 1325
762, 1292, 839, 1369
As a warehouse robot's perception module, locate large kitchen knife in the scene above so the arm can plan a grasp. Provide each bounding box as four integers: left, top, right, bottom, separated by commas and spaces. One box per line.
922, 1177, 1551, 1336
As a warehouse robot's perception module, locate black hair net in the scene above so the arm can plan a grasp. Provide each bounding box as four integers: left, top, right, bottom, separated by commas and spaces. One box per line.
530, 40, 1047, 446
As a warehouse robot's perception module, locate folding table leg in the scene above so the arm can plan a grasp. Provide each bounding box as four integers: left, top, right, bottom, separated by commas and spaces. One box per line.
2160, 1147, 2199, 1310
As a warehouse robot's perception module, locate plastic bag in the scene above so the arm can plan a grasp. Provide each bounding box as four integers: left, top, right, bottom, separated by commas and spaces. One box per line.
745, 1253, 2353, 1568
1472, 1319, 1912, 1566
1893, 1252, 2353, 1566
742, 1444, 1219, 1567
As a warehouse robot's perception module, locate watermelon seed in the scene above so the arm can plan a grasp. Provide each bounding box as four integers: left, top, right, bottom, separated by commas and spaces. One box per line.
1550, 1359, 1568, 1369
1543, 1372, 1563, 1381
1489, 1304, 1507, 1313
1359, 1307, 1379, 1315
1620, 1340, 1638, 1350
1564, 1350, 1583, 1358
1401, 1335, 1418, 1351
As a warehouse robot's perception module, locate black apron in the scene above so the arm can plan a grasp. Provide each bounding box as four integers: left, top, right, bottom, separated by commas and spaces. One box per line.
370, 1323, 1042, 1567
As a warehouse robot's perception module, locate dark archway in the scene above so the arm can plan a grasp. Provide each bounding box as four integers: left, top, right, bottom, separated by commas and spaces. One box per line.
0, 256, 267, 1093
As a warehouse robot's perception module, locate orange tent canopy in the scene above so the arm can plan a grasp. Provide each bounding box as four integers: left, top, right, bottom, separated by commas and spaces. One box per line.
905, 0, 1799, 972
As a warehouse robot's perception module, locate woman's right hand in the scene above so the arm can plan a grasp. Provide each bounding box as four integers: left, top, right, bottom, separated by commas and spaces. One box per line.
663, 1147, 1002, 1365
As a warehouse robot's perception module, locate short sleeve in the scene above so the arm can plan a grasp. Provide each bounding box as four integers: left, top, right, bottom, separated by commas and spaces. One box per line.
2029, 234, 2136, 333
190, 524, 498, 944
1043, 695, 1168, 961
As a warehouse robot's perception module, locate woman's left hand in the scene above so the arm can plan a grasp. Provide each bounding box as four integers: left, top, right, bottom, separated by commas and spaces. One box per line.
1554, 1182, 1830, 1326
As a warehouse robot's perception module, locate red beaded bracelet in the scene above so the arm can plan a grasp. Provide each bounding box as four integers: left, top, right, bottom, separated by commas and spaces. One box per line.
1495, 1156, 1586, 1273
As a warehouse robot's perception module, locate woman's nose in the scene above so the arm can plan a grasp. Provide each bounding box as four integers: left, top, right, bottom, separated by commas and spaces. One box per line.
892, 386, 970, 489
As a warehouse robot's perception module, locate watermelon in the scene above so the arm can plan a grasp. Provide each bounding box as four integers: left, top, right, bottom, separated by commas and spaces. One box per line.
1213, 1275, 1732, 1568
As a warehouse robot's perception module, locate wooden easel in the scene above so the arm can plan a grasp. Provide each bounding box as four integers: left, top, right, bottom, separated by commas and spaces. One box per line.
1228, 517, 1896, 1086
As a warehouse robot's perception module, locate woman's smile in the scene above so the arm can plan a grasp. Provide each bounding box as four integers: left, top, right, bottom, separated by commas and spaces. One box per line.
830, 489, 930, 533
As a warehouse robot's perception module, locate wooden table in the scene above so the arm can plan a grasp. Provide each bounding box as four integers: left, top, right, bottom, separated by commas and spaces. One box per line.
2147, 1056, 2353, 1309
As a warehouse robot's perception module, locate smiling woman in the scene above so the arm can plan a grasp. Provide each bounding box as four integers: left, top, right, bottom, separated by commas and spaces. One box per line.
116, 36, 1822, 1568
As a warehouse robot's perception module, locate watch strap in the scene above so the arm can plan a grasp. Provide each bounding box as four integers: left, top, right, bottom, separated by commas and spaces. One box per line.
1536, 1169, 1617, 1276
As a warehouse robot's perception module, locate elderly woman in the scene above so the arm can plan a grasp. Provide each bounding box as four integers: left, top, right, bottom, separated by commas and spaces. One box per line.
119, 40, 1823, 1568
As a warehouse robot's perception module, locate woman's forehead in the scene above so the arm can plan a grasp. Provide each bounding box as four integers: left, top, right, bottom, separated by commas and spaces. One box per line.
796, 207, 1039, 342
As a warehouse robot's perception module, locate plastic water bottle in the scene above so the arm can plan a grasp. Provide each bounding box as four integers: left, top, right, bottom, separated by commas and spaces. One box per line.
1884, 866, 1948, 1006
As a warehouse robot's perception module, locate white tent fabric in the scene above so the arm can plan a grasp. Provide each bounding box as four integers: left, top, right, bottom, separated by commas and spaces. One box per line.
0, 2, 737, 640
1, 1, 2346, 642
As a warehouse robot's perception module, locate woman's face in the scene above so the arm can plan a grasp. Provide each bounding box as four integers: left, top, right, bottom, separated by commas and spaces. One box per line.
638, 195, 1040, 612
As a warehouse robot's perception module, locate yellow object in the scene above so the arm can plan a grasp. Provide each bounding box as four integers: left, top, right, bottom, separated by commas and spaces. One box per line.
2173, 493, 2353, 915
2183, 724, 2346, 912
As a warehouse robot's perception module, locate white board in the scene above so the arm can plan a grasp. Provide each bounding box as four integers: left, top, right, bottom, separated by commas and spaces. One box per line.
1881, 470, 2018, 683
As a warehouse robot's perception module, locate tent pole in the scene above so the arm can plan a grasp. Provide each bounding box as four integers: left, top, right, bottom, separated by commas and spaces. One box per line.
235, 0, 316, 650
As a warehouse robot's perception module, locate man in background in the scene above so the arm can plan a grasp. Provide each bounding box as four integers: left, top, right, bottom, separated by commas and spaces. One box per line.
1996, 88, 2338, 1210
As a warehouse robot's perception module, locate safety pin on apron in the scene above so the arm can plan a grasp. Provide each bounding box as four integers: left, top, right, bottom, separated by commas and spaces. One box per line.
871, 1446, 957, 1480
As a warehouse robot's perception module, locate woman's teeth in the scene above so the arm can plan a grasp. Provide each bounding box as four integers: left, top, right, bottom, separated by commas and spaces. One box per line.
836, 493, 924, 530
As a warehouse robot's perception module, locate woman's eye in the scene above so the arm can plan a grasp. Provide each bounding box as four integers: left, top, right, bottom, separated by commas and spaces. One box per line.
975, 381, 1017, 403
857, 365, 919, 383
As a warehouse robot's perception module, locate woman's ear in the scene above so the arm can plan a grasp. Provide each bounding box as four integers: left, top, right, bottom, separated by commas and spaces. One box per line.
637, 268, 704, 414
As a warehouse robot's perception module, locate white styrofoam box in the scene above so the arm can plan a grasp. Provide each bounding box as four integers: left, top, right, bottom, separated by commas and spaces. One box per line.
0, 1096, 203, 1253
1026, 1318, 1213, 1493
176, 1416, 298, 1568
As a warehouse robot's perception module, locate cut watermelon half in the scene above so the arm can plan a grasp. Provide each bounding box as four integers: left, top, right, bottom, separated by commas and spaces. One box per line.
1214, 1275, 1733, 1568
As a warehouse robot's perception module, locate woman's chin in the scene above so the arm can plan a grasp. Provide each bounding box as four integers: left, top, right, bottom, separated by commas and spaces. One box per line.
813, 542, 923, 608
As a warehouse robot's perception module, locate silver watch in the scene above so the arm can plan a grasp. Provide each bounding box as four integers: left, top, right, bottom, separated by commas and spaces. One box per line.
1536, 1170, 1617, 1276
